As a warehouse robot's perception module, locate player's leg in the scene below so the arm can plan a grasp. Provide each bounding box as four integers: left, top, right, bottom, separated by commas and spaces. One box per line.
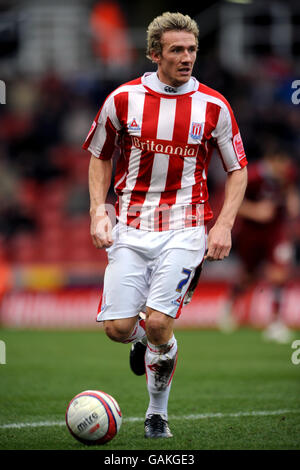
97, 246, 148, 345
103, 316, 144, 343
129, 313, 148, 376
143, 246, 204, 438
262, 260, 293, 343
262, 235, 294, 343
144, 308, 176, 438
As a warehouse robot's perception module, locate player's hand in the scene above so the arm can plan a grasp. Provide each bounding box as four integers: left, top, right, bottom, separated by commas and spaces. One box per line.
204, 223, 232, 261
253, 200, 276, 223
90, 213, 113, 249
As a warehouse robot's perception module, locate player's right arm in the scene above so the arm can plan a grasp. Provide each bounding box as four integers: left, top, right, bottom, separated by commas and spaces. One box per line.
238, 198, 276, 223
89, 155, 113, 249
83, 92, 122, 249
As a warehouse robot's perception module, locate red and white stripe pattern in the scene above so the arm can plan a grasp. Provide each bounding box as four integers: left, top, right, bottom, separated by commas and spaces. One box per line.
83, 72, 247, 231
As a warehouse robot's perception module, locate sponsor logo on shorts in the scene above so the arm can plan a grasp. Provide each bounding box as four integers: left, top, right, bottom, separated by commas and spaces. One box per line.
100, 303, 107, 314
171, 295, 182, 306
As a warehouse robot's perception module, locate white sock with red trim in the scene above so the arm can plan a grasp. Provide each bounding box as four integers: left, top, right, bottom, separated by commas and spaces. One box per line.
122, 317, 147, 344
145, 335, 178, 420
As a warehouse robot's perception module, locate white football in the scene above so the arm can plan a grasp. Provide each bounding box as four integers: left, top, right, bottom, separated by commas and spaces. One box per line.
65, 390, 122, 445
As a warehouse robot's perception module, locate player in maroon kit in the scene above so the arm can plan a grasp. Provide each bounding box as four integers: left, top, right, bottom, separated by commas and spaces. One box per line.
225, 142, 299, 342
84, 12, 248, 438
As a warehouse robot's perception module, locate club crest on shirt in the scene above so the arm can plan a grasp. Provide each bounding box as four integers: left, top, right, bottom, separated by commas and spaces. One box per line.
128, 118, 141, 131
190, 122, 204, 140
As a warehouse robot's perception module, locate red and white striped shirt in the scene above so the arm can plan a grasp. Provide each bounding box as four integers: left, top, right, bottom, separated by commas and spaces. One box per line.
83, 72, 247, 231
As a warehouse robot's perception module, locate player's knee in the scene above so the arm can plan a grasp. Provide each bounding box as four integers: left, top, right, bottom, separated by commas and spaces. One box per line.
146, 311, 171, 344
104, 320, 132, 343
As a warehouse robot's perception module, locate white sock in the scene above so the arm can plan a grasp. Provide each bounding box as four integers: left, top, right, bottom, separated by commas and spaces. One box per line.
122, 317, 146, 344
145, 335, 178, 420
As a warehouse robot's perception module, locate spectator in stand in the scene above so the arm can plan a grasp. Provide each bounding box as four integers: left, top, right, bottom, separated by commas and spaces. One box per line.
221, 140, 299, 343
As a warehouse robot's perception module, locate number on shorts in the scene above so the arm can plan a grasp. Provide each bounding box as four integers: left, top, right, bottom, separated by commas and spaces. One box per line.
176, 268, 192, 293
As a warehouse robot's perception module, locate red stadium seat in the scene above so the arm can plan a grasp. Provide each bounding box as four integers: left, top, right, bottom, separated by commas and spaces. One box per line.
10, 233, 39, 264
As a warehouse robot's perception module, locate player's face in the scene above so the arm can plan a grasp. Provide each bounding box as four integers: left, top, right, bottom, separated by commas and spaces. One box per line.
151, 30, 197, 87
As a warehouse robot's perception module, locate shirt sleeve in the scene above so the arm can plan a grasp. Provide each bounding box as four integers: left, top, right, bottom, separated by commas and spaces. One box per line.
212, 103, 248, 172
82, 94, 121, 160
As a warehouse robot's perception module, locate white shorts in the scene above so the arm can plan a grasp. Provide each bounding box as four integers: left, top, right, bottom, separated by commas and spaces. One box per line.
97, 223, 206, 321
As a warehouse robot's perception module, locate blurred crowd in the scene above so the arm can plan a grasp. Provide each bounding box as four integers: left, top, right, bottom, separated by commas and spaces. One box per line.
0, 73, 107, 265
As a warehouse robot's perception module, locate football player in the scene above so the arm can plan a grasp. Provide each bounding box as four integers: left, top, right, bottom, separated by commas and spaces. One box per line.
84, 12, 248, 438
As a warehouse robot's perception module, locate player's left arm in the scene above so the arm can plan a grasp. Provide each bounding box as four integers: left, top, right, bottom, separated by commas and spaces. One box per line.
206, 98, 248, 261
286, 185, 300, 219
205, 166, 248, 261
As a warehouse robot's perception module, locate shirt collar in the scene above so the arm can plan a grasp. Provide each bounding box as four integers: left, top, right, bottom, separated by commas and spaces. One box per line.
142, 72, 198, 95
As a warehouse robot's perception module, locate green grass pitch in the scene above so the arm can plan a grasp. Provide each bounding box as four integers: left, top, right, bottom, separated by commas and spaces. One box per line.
0, 327, 299, 450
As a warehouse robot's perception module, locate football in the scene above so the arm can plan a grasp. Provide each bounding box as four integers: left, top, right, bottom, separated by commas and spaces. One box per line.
65, 390, 122, 445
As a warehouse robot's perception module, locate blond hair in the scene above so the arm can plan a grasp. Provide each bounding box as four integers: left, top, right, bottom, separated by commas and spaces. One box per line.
146, 12, 199, 61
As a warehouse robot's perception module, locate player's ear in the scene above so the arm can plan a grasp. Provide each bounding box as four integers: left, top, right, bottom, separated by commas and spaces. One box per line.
150, 50, 161, 65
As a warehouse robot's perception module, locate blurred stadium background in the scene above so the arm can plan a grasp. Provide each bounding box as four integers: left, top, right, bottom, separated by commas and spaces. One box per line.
0, 0, 299, 330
